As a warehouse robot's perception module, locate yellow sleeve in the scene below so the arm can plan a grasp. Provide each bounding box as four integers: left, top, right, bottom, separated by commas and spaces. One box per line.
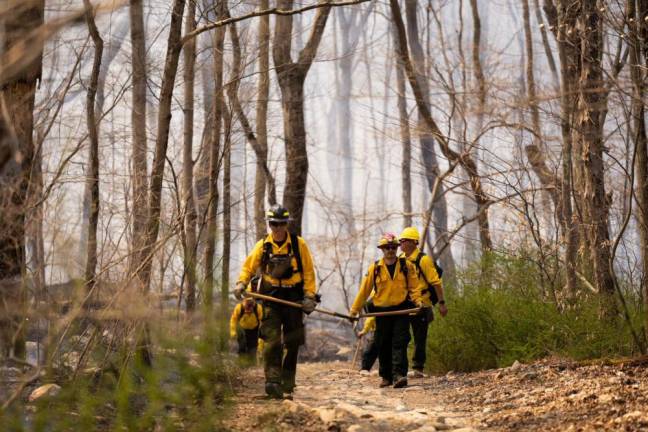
229, 304, 241, 338
298, 238, 317, 297
407, 261, 424, 304
237, 240, 264, 285
351, 264, 375, 314
361, 317, 375, 334
421, 255, 441, 287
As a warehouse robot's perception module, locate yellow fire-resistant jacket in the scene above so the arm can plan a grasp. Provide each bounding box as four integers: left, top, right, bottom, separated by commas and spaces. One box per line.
237, 233, 316, 297
359, 317, 376, 336
401, 248, 442, 307
229, 302, 263, 338
350, 258, 424, 314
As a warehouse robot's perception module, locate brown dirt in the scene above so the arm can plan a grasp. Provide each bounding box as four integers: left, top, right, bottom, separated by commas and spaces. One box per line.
223, 358, 648, 431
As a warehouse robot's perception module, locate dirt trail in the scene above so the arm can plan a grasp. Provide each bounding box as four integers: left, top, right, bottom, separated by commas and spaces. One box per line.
223, 361, 477, 431
224, 357, 648, 431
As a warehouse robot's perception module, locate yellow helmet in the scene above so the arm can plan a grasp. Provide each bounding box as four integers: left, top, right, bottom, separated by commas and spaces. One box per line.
377, 232, 399, 248
399, 227, 420, 242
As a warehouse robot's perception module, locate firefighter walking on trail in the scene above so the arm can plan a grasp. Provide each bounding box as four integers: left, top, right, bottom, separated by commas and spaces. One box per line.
349, 233, 425, 388
399, 227, 448, 375
229, 297, 263, 365
234, 204, 317, 399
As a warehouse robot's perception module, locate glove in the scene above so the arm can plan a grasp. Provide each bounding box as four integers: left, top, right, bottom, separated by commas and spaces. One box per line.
301, 296, 317, 314
348, 310, 359, 323
230, 331, 236, 339
234, 281, 246, 300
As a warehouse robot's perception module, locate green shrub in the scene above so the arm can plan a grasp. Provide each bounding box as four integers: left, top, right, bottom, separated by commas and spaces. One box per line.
1, 318, 237, 431
426, 252, 645, 373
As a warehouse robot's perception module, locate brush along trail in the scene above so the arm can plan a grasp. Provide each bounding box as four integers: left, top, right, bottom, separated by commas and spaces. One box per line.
223, 358, 648, 431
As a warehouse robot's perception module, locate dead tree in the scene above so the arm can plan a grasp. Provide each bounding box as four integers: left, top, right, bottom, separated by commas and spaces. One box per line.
83, 0, 104, 290
390, 0, 492, 257
203, 2, 226, 310
405, 0, 456, 273
273, 0, 332, 235
128, 0, 150, 285
574, 0, 616, 313
182, 0, 198, 311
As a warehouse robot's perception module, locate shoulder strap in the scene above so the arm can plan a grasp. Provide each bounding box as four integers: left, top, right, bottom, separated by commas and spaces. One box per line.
372, 260, 380, 293
261, 240, 272, 271
415, 252, 429, 285
399, 257, 408, 290
290, 233, 303, 276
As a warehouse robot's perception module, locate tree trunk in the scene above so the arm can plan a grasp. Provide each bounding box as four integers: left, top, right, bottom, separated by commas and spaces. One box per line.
394, 37, 413, 227
389, 0, 492, 257
182, 0, 198, 312
136, 0, 187, 292
0, 0, 44, 358
555, 0, 580, 301
83, 0, 104, 290
273, 0, 331, 235
255, 0, 271, 241
405, 0, 456, 272
221, 109, 232, 351
203, 4, 226, 310
575, 0, 616, 313
128, 0, 149, 283
629, 0, 648, 342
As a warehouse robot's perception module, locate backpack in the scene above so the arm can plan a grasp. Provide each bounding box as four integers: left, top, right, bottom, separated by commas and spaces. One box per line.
372, 257, 408, 294
260, 232, 304, 279
239, 303, 261, 327
414, 252, 443, 305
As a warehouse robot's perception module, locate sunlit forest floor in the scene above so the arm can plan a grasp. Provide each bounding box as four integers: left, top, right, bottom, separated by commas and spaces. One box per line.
224, 359, 648, 431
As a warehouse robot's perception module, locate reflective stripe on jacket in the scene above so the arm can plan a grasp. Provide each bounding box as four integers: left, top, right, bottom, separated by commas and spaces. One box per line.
237, 234, 316, 297
350, 258, 423, 314
402, 248, 442, 307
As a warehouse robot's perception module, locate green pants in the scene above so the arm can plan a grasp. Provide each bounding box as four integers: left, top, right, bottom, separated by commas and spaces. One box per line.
259, 302, 305, 392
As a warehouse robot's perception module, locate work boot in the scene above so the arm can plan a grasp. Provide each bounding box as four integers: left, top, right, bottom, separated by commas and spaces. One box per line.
265, 382, 283, 399
393, 375, 408, 388
379, 378, 393, 388
408, 368, 425, 378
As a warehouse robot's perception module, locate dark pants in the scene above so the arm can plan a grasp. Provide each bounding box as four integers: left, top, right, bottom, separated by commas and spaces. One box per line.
375, 315, 411, 381
361, 334, 379, 371
237, 328, 259, 363
410, 314, 430, 370
259, 302, 305, 393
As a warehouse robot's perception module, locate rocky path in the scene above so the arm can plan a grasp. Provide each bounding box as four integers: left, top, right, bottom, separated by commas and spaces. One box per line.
223, 357, 648, 431
223, 361, 477, 431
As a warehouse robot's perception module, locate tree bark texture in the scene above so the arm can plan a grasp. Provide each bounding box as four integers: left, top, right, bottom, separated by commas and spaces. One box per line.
555, 0, 580, 300
255, 0, 271, 241
182, 0, 198, 311
83, 0, 104, 290
0, 0, 44, 358
628, 0, 648, 333
273, 0, 332, 235
574, 0, 616, 310
128, 0, 150, 279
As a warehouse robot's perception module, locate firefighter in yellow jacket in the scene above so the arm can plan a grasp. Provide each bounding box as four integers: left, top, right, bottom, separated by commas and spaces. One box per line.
230, 297, 263, 364
234, 204, 317, 399
349, 233, 425, 388
399, 227, 447, 374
